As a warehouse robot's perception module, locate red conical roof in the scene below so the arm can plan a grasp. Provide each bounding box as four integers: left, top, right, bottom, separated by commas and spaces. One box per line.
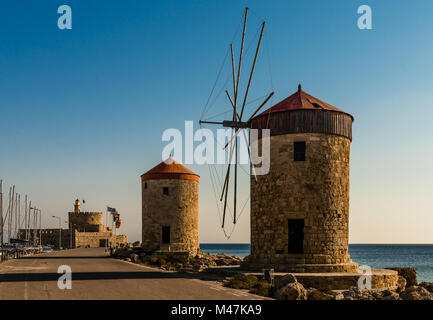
141, 157, 199, 182
255, 84, 353, 120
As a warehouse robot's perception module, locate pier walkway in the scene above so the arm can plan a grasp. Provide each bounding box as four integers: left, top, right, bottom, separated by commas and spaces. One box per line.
0, 248, 265, 300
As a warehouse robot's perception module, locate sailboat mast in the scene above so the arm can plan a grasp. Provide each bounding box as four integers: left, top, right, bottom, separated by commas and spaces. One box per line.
9, 186, 15, 243
39, 209, 42, 247
17, 194, 20, 239
0, 180, 3, 257
28, 201, 32, 242
24, 195, 27, 241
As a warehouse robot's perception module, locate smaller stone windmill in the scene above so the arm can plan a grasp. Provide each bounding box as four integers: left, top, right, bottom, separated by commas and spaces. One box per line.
141, 157, 200, 256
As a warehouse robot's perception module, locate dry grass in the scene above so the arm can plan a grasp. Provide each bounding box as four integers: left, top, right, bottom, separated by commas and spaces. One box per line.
223, 274, 271, 297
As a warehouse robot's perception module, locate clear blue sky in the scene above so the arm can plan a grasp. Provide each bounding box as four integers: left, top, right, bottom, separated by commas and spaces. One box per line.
1, 0, 432, 243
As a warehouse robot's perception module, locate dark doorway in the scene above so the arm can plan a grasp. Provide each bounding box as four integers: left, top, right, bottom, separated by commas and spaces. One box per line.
99, 239, 108, 247
288, 219, 304, 254
162, 226, 170, 244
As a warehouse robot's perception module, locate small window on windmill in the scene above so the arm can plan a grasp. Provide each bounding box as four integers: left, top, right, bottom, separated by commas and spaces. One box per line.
144, 182, 148, 189
294, 142, 306, 162
163, 187, 169, 196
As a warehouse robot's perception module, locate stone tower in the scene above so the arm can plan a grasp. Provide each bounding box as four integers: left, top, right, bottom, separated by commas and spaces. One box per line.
244, 85, 357, 273
141, 157, 200, 255
69, 200, 105, 233
74, 199, 81, 213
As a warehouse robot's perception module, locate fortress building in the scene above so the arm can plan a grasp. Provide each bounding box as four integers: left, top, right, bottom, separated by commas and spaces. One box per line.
243, 85, 357, 273
19, 199, 127, 249
141, 157, 199, 256
69, 200, 104, 233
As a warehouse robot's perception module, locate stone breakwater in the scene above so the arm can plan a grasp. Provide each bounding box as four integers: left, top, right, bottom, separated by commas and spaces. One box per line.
273, 268, 433, 300
112, 244, 433, 300
112, 243, 243, 272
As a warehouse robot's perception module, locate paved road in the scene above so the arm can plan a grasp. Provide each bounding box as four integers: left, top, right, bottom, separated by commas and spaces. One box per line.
0, 248, 266, 300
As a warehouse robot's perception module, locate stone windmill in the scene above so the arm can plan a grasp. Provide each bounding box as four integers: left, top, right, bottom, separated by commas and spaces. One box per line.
200, 7, 357, 274
243, 85, 358, 272
200, 7, 401, 290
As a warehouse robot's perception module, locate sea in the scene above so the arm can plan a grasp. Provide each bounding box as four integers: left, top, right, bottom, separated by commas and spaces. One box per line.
199, 243, 433, 282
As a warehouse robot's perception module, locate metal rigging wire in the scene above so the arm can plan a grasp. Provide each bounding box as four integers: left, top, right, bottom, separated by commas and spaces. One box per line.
200, 48, 230, 121
200, 12, 245, 121
199, 8, 273, 239
201, 22, 263, 123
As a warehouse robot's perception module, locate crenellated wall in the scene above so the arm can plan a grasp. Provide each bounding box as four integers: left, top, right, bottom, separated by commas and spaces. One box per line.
68, 211, 104, 232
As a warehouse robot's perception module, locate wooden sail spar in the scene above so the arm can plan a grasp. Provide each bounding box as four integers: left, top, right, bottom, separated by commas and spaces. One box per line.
199, 7, 274, 230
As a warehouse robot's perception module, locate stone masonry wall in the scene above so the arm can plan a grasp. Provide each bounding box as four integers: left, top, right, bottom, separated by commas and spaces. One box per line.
248, 133, 354, 272
18, 228, 127, 249
68, 212, 104, 232
142, 178, 199, 255
276, 269, 398, 290
19, 229, 75, 249
75, 232, 127, 248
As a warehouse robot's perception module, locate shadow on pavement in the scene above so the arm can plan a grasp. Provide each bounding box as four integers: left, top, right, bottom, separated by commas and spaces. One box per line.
20, 256, 110, 260
0, 271, 222, 282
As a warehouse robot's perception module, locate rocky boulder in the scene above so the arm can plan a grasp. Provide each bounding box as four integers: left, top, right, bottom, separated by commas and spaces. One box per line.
115, 249, 129, 259
115, 249, 245, 273
396, 276, 407, 293
386, 267, 417, 286
373, 289, 401, 300
337, 287, 375, 300
276, 281, 308, 300
419, 282, 433, 293
381, 293, 401, 300
214, 253, 241, 266
306, 288, 334, 300
242, 255, 252, 263
128, 253, 139, 263
190, 252, 241, 269
274, 274, 297, 290
334, 293, 345, 300
274, 275, 307, 300
400, 286, 433, 300
139, 252, 147, 261
334, 287, 405, 300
